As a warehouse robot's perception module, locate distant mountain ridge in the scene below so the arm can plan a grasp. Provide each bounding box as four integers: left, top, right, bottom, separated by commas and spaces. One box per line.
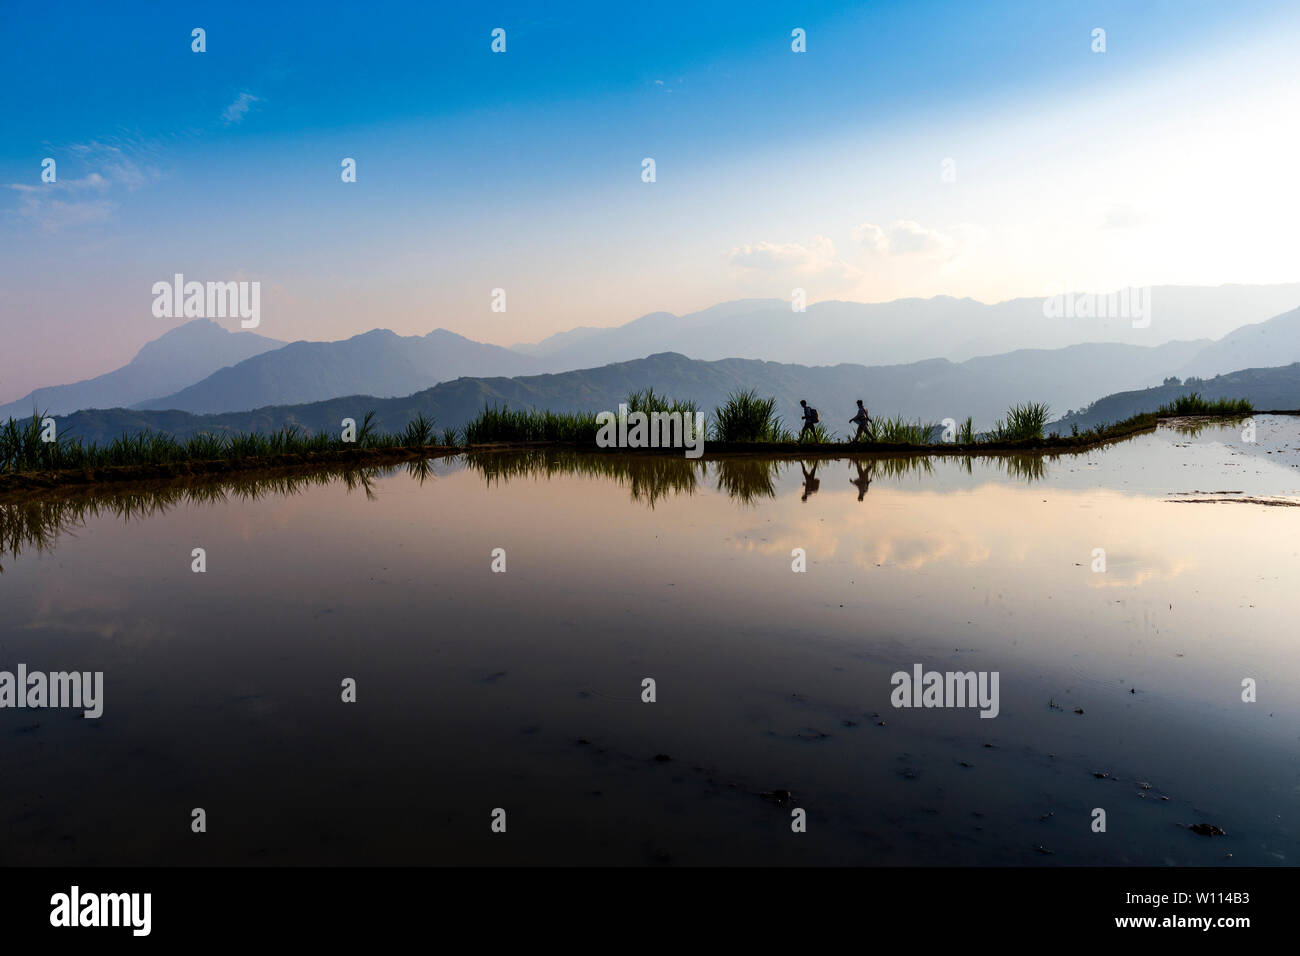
1174, 306, 1300, 379
1051, 363, 1300, 432
0, 320, 284, 420
50, 348, 1286, 446
8, 285, 1300, 423
134, 327, 544, 413
509, 285, 1300, 372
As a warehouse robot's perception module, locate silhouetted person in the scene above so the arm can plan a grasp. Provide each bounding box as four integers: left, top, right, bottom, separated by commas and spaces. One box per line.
800, 460, 821, 501
849, 400, 872, 442
798, 399, 819, 441
850, 459, 875, 501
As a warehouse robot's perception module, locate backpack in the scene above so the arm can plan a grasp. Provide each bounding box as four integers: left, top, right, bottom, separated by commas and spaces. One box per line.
808, 407, 819, 424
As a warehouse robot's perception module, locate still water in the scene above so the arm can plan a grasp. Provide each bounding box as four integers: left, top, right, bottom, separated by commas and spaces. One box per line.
1, 418, 1297, 865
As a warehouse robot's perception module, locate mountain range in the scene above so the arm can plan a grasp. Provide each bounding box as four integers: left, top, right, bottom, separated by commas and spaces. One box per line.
1052, 363, 1300, 431
0, 320, 284, 420
6, 286, 1300, 441
48, 351, 1300, 447
511, 285, 1300, 370
134, 328, 545, 414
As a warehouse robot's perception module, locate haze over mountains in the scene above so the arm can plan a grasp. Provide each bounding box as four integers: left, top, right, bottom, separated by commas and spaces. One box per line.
52, 351, 1300, 448
135, 328, 544, 414
1052, 363, 1300, 431
7, 285, 1300, 440
0, 320, 284, 420
1172, 305, 1300, 379
511, 285, 1300, 370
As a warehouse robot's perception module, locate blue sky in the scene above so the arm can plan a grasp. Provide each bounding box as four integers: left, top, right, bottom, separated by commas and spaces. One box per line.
3, 0, 1299, 398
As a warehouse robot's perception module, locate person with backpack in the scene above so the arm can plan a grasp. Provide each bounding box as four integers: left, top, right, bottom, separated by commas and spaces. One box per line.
798, 399, 819, 441
849, 399, 872, 442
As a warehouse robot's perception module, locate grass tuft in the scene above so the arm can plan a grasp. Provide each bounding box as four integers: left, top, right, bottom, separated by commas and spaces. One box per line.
710, 390, 788, 442
1157, 392, 1253, 417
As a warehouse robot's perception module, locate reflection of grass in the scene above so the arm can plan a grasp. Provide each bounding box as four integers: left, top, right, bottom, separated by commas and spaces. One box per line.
714, 458, 781, 505
0, 464, 391, 572
996, 454, 1047, 482
464, 449, 702, 508
1158, 393, 1253, 417
465, 450, 790, 508
872, 455, 934, 478
1164, 418, 1245, 439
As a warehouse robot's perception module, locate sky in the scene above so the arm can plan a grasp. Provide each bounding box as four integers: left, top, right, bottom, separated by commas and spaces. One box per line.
2, 0, 1299, 401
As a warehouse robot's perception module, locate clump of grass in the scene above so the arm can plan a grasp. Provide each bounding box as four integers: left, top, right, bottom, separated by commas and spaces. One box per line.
461, 405, 601, 444
989, 402, 1052, 442
710, 390, 787, 442
356, 410, 379, 447
1, 414, 57, 472
957, 416, 975, 444
625, 387, 698, 417
1157, 392, 1253, 417
0, 408, 448, 476
400, 413, 435, 448
873, 415, 934, 444
798, 423, 834, 444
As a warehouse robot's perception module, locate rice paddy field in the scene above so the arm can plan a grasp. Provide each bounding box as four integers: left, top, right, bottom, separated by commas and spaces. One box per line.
0, 415, 1297, 866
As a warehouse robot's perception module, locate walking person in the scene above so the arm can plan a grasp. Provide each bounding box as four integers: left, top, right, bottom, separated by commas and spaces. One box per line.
798, 399, 819, 441
849, 399, 872, 442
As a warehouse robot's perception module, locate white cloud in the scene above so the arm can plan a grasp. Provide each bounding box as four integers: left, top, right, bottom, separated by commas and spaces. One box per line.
222, 92, 260, 124
1101, 203, 1145, 230
3, 140, 159, 232
66, 141, 157, 191
729, 235, 859, 278
8, 195, 115, 233
854, 220, 955, 258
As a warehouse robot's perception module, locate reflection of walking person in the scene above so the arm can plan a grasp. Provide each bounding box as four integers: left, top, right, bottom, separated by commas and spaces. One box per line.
800, 461, 820, 501
799, 399, 819, 441
849, 459, 874, 501
849, 399, 872, 442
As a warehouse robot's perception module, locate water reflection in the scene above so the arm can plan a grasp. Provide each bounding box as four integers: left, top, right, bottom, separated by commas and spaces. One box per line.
714, 458, 781, 506
0, 465, 389, 572
2, 425, 1297, 867
1163, 416, 1250, 439
1, 449, 1066, 570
